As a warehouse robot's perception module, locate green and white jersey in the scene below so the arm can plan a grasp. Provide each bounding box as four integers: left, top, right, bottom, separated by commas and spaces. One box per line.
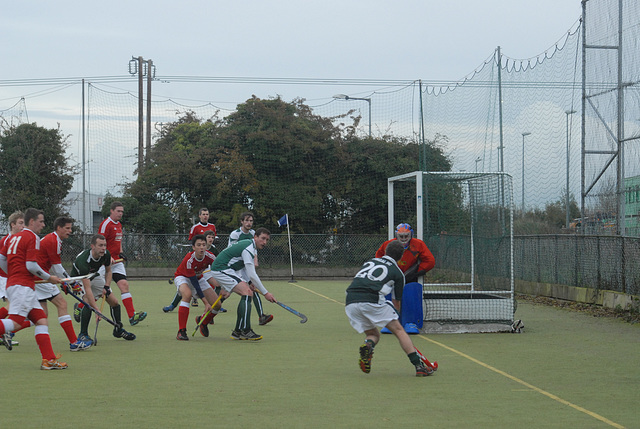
70, 249, 112, 277
345, 255, 405, 305
211, 239, 256, 272
227, 228, 255, 248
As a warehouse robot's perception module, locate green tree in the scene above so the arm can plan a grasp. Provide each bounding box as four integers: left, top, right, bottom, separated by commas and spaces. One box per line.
0, 123, 75, 230
123, 98, 453, 234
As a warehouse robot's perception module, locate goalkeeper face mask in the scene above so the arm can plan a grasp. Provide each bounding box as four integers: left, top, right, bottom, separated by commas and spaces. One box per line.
395, 223, 413, 247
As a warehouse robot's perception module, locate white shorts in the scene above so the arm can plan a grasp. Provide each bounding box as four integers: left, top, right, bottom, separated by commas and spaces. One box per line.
174, 275, 212, 298
111, 261, 126, 277
90, 275, 107, 299
0, 276, 7, 299
210, 269, 246, 293
345, 301, 399, 333
35, 282, 61, 301
6, 285, 44, 317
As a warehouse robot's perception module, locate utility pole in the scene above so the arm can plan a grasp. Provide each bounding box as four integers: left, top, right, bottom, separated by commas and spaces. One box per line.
128, 56, 156, 174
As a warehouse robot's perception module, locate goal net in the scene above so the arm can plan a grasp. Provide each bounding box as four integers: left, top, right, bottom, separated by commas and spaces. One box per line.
388, 171, 515, 333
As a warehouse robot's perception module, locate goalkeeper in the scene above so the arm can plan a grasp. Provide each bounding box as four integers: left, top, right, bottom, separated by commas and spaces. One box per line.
70, 234, 136, 342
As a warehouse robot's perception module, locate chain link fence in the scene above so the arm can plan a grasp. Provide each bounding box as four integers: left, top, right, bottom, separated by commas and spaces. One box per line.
61, 233, 639, 296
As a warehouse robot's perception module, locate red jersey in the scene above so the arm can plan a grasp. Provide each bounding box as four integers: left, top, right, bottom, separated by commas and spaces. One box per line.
37, 232, 62, 272
0, 234, 11, 277
174, 250, 216, 279
99, 217, 123, 258
188, 222, 217, 241
0, 228, 41, 289
375, 238, 435, 274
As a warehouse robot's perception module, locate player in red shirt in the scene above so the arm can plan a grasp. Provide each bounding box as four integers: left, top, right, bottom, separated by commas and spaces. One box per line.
36, 216, 92, 351
0, 211, 25, 348
0, 208, 67, 369
188, 208, 218, 242
98, 201, 147, 326
186, 208, 218, 307
173, 234, 225, 340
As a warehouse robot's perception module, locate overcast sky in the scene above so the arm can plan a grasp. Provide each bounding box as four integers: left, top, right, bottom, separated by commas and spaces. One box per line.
2, 1, 581, 104
1, 1, 585, 201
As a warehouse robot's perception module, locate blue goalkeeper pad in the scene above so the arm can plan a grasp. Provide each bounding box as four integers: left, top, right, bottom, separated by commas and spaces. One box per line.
400, 282, 423, 329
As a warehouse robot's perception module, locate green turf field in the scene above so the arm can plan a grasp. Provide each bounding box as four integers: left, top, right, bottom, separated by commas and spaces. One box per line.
1, 280, 637, 428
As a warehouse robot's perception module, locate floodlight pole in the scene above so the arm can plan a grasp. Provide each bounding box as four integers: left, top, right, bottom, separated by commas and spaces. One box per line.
333, 94, 372, 137
565, 110, 576, 228
521, 132, 531, 214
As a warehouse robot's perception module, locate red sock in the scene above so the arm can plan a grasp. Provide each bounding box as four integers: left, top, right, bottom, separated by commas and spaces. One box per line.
178, 303, 189, 330
0, 307, 8, 319
202, 311, 216, 324
21, 319, 32, 329
121, 294, 135, 318
35, 326, 56, 361
59, 316, 77, 343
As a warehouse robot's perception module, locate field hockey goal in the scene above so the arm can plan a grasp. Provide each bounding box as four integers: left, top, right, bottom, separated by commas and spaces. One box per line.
388, 171, 515, 333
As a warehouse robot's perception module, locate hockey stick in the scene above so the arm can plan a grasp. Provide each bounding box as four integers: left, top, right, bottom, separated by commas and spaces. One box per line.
275, 301, 308, 323
191, 293, 224, 337
35, 273, 97, 284
66, 288, 119, 328
415, 347, 438, 370
93, 294, 106, 345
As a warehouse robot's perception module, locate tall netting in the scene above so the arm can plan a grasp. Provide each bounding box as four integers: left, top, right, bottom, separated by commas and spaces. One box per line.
0, 98, 28, 129
389, 172, 515, 333
583, 0, 640, 236
421, 24, 582, 213
86, 84, 231, 196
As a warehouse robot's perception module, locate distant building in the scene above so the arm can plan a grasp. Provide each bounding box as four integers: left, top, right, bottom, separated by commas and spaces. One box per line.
625, 175, 640, 237
65, 191, 105, 233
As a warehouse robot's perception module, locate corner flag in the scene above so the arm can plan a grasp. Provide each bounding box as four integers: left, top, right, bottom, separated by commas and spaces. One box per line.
277, 214, 294, 282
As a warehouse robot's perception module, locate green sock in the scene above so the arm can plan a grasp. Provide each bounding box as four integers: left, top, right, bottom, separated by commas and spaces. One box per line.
80, 305, 92, 335
365, 339, 376, 348
110, 304, 122, 326
235, 295, 252, 331
253, 293, 263, 317
408, 351, 421, 366
170, 292, 181, 307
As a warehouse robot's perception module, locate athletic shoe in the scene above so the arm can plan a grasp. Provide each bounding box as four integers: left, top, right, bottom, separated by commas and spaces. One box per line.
176, 328, 189, 341
240, 329, 262, 340
258, 314, 274, 326
359, 343, 374, 374
162, 305, 175, 313
219, 307, 227, 313
113, 323, 136, 340
129, 311, 147, 326
404, 323, 420, 334
73, 303, 81, 322
70, 337, 92, 351
77, 333, 94, 343
230, 329, 263, 341
1, 333, 13, 351
0, 333, 18, 348
41, 355, 68, 370
191, 297, 198, 307
380, 327, 392, 334
415, 362, 435, 377
195, 315, 209, 337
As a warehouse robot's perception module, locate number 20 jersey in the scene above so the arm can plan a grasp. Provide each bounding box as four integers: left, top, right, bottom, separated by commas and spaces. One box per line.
345, 255, 405, 305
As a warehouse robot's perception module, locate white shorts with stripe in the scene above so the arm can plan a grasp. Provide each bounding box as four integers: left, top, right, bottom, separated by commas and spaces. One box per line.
345, 301, 399, 333
210, 269, 247, 293
174, 275, 212, 298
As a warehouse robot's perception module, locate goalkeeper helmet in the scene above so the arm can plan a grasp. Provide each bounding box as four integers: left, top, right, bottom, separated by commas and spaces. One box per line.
395, 223, 413, 247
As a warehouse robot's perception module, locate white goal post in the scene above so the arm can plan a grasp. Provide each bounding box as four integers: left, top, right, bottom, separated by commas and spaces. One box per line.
387, 171, 516, 333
